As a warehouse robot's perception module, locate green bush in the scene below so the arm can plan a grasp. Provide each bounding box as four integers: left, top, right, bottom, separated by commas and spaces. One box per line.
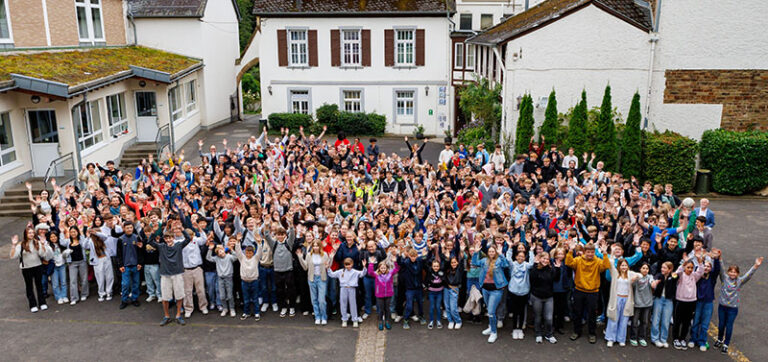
457, 123, 494, 151
540, 90, 559, 145
316, 104, 339, 125
642, 130, 698, 193
267, 112, 312, 132
515, 94, 534, 155
334, 112, 386, 136
700, 129, 768, 195
620, 93, 642, 178
567, 91, 589, 155
595, 85, 618, 170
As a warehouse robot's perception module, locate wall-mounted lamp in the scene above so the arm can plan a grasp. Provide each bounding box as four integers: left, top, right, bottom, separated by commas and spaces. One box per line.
138, 80, 146, 87
516, 95, 523, 110
425, 86, 430, 96
31, 95, 41, 104
268, 85, 272, 95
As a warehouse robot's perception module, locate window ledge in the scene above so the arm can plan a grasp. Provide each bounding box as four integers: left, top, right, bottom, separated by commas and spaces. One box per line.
173, 117, 187, 127
340, 65, 364, 70
287, 65, 311, 70
0, 160, 24, 174
393, 65, 418, 70
80, 141, 109, 158
186, 109, 199, 118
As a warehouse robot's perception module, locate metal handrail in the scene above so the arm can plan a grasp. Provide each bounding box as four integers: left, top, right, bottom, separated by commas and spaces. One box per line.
43, 152, 75, 185
155, 123, 171, 159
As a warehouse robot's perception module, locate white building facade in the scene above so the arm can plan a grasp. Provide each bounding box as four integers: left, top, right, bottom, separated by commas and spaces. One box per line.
253, 0, 455, 136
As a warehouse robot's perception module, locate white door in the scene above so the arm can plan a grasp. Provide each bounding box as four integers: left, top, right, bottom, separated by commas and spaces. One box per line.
135, 91, 158, 142
27, 110, 60, 177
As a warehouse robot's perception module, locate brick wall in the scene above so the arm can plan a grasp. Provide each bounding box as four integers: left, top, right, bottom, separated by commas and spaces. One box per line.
47, 0, 79, 46
7, 0, 46, 47
664, 69, 768, 131
103, 0, 126, 46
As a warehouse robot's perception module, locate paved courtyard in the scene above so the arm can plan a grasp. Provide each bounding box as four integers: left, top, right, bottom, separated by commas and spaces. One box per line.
0, 121, 765, 361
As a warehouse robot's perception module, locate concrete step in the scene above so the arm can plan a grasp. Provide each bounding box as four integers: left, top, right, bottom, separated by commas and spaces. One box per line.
0, 209, 33, 217
0, 195, 33, 204
0, 201, 33, 209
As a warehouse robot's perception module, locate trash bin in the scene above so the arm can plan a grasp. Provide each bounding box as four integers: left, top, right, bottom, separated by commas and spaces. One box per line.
259, 118, 268, 131
695, 169, 711, 194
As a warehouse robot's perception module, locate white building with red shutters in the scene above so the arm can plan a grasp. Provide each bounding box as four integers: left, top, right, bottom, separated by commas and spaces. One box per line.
253, 0, 455, 136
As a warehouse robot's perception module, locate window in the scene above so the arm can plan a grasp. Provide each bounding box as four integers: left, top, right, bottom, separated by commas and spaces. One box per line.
454, 42, 464, 69
185, 80, 197, 113
480, 14, 494, 30
106, 93, 128, 138
27, 110, 58, 143
466, 44, 475, 70
342, 90, 362, 113
0, 0, 12, 43
76, 0, 105, 43
459, 14, 473, 31
395, 90, 415, 124
395, 29, 415, 66
0, 112, 16, 166
73, 101, 103, 150
290, 90, 310, 114
341, 29, 361, 66
169, 86, 183, 123
288, 29, 308, 66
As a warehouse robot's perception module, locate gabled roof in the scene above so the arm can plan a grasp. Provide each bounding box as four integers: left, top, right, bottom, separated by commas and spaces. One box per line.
467, 0, 651, 46
128, 0, 241, 20
252, 0, 456, 17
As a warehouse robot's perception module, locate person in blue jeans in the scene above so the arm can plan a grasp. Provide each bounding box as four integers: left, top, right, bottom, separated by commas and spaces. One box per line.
471, 243, 510, 343
444, 255, 464, 329
691, 257, 719, 351
714, 252, 762, 354
425, 260, 446, 329
650, 261, 676, 347
116, 223, 143, 309
398, 249, 425, 329
297, 242, 329, 325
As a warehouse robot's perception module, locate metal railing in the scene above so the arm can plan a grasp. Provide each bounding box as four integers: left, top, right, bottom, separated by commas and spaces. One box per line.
155, 123, 171, 159
43, 152, 76, 186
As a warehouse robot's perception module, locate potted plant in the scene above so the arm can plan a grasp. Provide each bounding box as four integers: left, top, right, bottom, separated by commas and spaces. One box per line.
413, 124, 426, 140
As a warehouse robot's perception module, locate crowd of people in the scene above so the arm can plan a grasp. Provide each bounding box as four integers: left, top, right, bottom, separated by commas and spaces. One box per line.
9, 126, 762, 354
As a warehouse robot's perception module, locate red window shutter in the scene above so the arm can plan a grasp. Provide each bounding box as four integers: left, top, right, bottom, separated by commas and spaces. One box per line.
331, 30, 341, 67
308, 30, 318, 67
415, 29, 425, 66
277, 30, 288, 66
384, 29, 394, 67
362, 29, 371, 67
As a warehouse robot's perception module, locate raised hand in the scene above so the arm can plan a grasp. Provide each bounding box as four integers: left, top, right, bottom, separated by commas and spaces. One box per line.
11, 235, 18, 245
756, 257, 764, 268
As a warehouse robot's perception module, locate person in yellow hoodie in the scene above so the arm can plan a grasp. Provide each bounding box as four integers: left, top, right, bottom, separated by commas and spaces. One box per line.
566, 241, 610, 344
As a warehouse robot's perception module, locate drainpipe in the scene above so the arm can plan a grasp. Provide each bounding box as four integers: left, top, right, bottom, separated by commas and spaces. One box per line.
643, 0, 662, 129
127, 4, 137, 45
71, 94, 86, 186
168, 81, 179, 154
493, 45, 507, 143
446, 9, 455, 135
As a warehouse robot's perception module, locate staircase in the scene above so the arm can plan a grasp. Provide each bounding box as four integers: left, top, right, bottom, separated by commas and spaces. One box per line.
0, 178, 47, 218
119, 142, 158, 169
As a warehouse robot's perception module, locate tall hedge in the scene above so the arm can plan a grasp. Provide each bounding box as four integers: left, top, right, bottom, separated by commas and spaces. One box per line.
567, 90, 589, 155
268, 113, 312, 133
701, 129, 768, 194
540, 89, 559, 145
620, 92, 642, 178
642, 131, 698, 193
515, 94, 534, 155
316, 104, 339, 125
595, 85, 618, 170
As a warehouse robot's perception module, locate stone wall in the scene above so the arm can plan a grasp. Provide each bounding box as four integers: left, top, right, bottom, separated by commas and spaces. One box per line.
664, 69, 768, 132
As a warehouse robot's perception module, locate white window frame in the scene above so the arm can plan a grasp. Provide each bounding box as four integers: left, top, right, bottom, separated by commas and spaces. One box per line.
287, 28, 308, 67
169, 86, 183, 125
341, 89, 363, 113
185, 80, 197, 114
0, 111, 16, 166
395, 28, 415, 67
454, 42, 464, 69
0, 0, 14, 44
74, 100, 104, 151
106, 93, 128, 139
458, 13, 472, 31
466, 44, 476, 70
480, 13, 494, 30
75, 0, 105, 44
341, 28, 361, 67
393, 89, 416, 125
288, 88, 311, 114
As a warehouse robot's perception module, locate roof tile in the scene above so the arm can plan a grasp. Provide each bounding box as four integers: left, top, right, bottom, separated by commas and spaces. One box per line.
252, 0, 455, 15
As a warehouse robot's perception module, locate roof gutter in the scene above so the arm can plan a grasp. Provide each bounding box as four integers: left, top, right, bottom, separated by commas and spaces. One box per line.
252, 11, 455, 17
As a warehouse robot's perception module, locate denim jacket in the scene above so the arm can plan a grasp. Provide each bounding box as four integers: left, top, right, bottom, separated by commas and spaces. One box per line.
471, 251, 510, 289
506, 248, 535, 296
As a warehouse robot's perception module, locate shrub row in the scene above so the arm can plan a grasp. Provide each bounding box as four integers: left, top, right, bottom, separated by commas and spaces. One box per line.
642, 130, 698, 193
267, 112, 312, 133
315, 104, 386, 136
700, 129, 768, 195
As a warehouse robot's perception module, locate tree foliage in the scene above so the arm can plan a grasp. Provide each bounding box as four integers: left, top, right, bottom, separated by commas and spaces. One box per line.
459, 77, 502, 141
595, 85, 618, 170
621, 92, 642, 177
515, 94, 535, 155
237, 0, 256, 51
567, 90, 589, 155
540, 89, 559, 145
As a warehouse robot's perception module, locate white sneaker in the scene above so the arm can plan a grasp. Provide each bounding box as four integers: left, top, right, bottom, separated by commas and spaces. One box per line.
261, 304, 268, 312
443, 311, 448, 320
184, 311, 192, 319
512, 329, 520, 339
663, 342, 669, 348
146, 296, 156, 303
619, 342, 626, 347
536, 336, 543, 344
687, 341, 695, 349
700, 345, 707, 352
488, 333, 498, 343
546, 336, 558, 344
98, 296, 105, 302
497, 320, 503, 329
57, 299, 64, 305
655, 341, 664, 348
315, 319, 321, 325
80, 296, 86, 301
362, 313, 369, 320
272, 303, 278, 312
411, 315, 419, 322
564, 316, 571, 322
321, 320, 327, 325
454, 323, 462, 330
482, 327, 492, 336
221, 309, 228, 317
353, 321, 359, 328
448, 322, 455, 330
342, 321, 348, 328
393, 315, 402, 323
70, 300, 77, 306
289, 308, 295, 317
303, 311, 310, 316
30, 307, 39, 313
63, 297, 69, 303
201, 308, 209, 315
230, 310, 236, 318
607, 341, 614, 348
39, 304, 48, 311
106, 295, 112, 301
519, 329, 525, 339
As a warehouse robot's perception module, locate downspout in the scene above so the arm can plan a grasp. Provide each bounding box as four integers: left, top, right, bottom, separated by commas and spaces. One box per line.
643, 0, 662, 129
446, 9, 455, 135
127, 4, 137, 45
71, 95, 86, 185
168, 81, 179, 154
